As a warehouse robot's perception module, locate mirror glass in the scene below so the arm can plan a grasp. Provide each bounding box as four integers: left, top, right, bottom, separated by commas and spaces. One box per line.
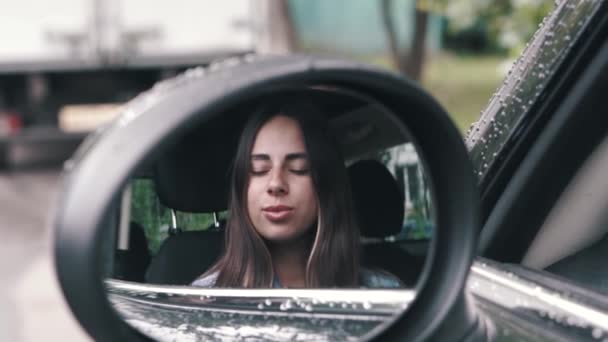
98, 86, 435, 340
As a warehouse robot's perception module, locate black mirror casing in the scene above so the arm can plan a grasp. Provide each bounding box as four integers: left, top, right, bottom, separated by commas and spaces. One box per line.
53, 55, 480, 341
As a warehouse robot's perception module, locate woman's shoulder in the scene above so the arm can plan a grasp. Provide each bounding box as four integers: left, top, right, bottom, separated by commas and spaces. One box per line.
191, 271, 218, 288
359, 267, 404, 288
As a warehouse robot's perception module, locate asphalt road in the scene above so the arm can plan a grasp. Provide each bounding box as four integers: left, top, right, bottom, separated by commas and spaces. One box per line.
0, 169, 90, 341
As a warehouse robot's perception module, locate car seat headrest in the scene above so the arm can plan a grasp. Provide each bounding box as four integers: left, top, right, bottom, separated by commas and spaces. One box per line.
348, 159, 404, 238
154, 128, 236, 213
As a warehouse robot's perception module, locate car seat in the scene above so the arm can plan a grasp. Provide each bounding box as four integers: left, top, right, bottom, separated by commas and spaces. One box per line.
144, 132, 233, 285
114, 221, 151, 282
348, 159, 424, 287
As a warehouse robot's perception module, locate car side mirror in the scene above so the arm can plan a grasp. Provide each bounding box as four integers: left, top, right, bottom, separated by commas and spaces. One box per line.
53, 55, 482, 341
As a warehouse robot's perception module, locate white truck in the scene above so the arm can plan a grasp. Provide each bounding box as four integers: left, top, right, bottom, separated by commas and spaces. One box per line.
0, 0, 258, 168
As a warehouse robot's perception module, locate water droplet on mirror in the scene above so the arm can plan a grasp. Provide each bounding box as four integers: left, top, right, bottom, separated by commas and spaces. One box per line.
257, 303, 265, 310
265, 299, 272, 306
593, 328, 604, 339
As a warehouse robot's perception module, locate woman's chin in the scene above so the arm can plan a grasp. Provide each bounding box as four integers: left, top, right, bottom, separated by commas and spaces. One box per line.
259, 227, 307, 244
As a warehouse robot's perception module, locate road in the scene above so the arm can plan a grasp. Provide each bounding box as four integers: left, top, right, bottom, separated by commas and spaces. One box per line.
0, 169, 90, 341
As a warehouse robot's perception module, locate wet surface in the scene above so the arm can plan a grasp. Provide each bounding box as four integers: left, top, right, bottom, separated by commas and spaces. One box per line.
471, 260, 608, 341
466, 0, 604, 179
107, 280, 412, 341
112, 295, 382, 341
105, 260, 608, 341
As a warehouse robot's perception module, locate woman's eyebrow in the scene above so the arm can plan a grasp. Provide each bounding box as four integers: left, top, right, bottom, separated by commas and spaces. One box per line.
250, 153, 308, 161
285, 153, 308, 161
251, 154, 271, 161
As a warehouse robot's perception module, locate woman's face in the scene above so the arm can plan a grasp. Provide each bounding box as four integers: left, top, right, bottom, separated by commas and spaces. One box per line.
247, 115, 319, 243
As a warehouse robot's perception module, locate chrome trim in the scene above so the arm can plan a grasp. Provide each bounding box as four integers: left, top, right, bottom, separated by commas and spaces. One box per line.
106, 279, 413, 318
105, 259, 608, 340
170, 209, 177, 229
105, 280, 414, 341
213, 212, 220, 227
469, 260, 608, 338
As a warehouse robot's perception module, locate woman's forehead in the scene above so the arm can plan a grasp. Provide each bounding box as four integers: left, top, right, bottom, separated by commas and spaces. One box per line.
251, 115, 307, 154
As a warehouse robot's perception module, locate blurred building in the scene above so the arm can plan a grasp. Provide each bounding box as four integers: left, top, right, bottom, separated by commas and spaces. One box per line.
289, 0, 444, 57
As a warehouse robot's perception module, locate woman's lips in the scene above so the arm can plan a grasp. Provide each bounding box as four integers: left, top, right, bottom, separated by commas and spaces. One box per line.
262, 205, 294, 221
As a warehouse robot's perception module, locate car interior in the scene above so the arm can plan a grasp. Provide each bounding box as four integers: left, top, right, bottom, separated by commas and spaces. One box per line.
522, 133, 608, 294
111, 88, 431, 288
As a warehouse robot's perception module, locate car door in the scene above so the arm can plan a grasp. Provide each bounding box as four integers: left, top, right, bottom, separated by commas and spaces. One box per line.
463, 0, 608, 339
468, 0, 608, 261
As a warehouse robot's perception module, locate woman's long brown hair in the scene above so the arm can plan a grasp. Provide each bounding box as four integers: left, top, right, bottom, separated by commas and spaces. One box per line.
202, 97, 360, 288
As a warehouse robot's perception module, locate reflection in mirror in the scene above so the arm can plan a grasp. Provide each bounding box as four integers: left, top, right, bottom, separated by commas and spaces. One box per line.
100, 87, 435, 340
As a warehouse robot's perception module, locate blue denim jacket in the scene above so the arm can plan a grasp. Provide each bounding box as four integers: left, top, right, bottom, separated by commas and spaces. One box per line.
191, 268, 403, 288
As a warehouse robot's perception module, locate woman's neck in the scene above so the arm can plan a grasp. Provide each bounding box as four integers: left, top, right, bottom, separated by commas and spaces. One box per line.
268, 238, 311, 288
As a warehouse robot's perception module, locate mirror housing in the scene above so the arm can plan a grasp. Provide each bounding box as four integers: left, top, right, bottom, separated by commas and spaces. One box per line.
53, 55, 480, 341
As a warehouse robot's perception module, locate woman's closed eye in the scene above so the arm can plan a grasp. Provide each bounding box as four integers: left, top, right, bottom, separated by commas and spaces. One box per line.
289, 168, 309, 175
249, 155, 309, 176
250, 167, 309, 176
287, 159, 310, 175
250, 167, 270, 176
250, 157, 271, 175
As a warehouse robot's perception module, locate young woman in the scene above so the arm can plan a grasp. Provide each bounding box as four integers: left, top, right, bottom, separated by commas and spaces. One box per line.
192, 98, 402, 288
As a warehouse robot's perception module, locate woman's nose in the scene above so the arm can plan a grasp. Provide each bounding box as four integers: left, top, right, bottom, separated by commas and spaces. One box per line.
267, 170, 288, 196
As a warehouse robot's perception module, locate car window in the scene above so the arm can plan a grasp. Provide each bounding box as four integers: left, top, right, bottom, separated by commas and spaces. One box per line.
354, 142, 434, 241
129, 178, 226, 255
465, 0, 604, 180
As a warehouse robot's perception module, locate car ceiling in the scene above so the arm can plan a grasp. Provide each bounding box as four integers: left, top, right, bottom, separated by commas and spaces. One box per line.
133, 87, 411, 179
